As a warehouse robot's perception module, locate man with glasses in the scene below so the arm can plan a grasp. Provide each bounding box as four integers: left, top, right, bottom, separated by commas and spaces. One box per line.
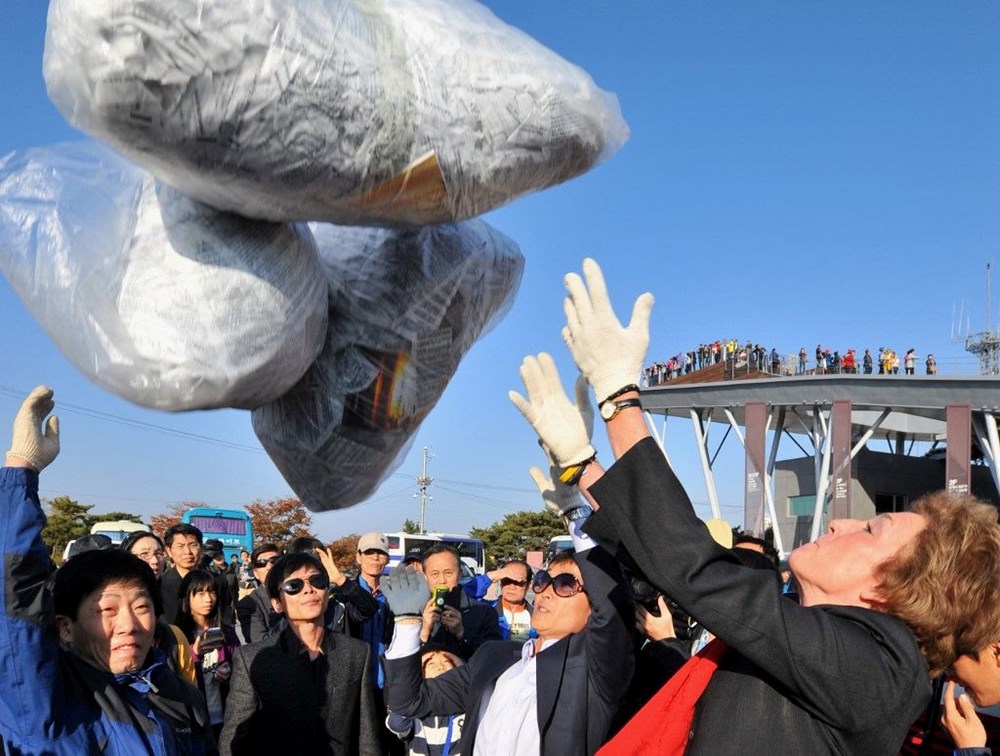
161, 523, 203, 624
466, 560, 538, 642
380, 493, 633, 754
220, 551, 379, 754
235, 543, 281, 642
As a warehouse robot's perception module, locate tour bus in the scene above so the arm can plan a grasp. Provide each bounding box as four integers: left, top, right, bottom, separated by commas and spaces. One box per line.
383, 532, 486, 577
182, 507, 254, 562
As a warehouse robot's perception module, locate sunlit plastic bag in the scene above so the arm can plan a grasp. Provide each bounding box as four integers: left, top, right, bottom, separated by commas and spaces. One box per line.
0, 141, 328, 411
43, 0, 628, 226
251, 220, 524, 511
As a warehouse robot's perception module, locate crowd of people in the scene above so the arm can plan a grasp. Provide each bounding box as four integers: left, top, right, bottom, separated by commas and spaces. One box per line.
645, 341, 939, 385
1, 257, 998, 755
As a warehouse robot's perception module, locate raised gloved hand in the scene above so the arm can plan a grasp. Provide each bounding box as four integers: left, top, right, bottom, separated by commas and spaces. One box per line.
6, 385, 60, 471
509, 353, 595, 468
529, 465, 585, 517
562, 258, 654, 404
537, 373, 594, 466
382, 565, 431, 618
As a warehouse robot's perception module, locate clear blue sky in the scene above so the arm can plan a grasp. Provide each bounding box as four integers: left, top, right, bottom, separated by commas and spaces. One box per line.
2, 2, 998, 542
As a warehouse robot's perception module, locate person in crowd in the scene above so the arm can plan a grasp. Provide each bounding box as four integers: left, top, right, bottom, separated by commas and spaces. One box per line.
121, 529, 198, 685
202, 539, 238, 626
220, 551, 379, 754
0, 386, 212, 754
904, 347, 918, 375
175, 569, 240, 741
381, 493, 635, 755
843, 347, 856, 373
238, 549, 255, 588
235, 543, 282, 643
162, 522, 204, 624
815, 344, 825, 374
926, 353, 938, 375
863, 347, 874, 374
465, 560, 538, 642
798, 347, 807, 374
290, 536, 380, 634
418, 543, 502, 661
386, 644, 466, 756
941, 636, 1000, 755
522, 258, 1000, 754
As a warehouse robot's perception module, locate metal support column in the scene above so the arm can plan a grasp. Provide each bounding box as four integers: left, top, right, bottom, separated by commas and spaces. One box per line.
690, 408, 722, 519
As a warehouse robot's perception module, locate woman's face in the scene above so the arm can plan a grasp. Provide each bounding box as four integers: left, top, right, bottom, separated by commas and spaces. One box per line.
128, 535, 166, 578
188, 585, 217, 621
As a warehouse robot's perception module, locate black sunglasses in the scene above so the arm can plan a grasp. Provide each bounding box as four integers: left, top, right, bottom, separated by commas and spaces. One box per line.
280, 574, 330, 595
254, 556, 280, 569
500, 577, 528, 587
531, 570, 585, 598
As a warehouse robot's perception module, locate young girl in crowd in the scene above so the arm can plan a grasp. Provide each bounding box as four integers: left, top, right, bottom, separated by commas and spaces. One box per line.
387, 645, 465, 756
175, 569, 240, 740
120, 531, 197, 685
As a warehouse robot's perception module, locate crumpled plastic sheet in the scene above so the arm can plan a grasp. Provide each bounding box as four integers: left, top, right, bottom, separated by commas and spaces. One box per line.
43, 0, 629, 226
251, 220, 524, 511
0, 141, 329, 411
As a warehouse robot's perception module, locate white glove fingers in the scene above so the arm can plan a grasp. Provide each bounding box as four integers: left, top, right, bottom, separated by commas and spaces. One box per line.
508, 389, 534, 423
563, 270, 594, 321
518, 355, 549, 404
45, 416, 60, 443
535, 352, 564, 395
628, 292, 655, 336
573, 374, 595, 438
581, 257, 615, 319
528, 465, 552, 493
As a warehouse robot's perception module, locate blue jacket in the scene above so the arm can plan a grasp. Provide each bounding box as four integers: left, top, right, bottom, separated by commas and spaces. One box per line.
0, 467, 212, 755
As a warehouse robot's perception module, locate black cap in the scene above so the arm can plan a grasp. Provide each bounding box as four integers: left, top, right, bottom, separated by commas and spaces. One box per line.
67, 534, 113, 558
203, 538, 224, 555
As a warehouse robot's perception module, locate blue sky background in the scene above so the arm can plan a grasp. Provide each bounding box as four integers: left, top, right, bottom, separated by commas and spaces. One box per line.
1, 2, 998, 541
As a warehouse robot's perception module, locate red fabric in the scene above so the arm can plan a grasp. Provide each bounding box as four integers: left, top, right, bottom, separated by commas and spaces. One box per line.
598, 639, 727, 756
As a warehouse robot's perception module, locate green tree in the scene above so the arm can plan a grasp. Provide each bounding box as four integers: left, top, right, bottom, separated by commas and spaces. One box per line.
401, 518, 420, 534
470, 510, 564, 569
41, 495, 93, 560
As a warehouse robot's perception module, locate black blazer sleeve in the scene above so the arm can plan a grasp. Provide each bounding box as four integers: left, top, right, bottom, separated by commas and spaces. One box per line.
333, 578, 379, 625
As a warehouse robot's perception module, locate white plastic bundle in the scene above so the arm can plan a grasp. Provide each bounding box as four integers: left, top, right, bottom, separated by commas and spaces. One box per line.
0, 141, 328, 411
43, 0, 629, 226
251, 220, 524, 511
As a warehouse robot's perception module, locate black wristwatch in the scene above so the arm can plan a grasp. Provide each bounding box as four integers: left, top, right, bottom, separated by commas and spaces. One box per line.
600, 397, 642, 422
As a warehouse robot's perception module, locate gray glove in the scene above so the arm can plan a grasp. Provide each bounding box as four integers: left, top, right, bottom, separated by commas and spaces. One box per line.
6, 385, 60, 471
529, 465, 585, 517
382, 565, 431, 617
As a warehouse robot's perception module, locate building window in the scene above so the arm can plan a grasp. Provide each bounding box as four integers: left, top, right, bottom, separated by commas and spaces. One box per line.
788, 494, 816, 517
874, 493, 907, 513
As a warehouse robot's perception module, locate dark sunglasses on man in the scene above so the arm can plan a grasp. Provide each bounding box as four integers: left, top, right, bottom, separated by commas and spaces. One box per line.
500, 577, 529, 588
531, 570, 585, 598
254, 556, 280, 569
280, 574, 330, 595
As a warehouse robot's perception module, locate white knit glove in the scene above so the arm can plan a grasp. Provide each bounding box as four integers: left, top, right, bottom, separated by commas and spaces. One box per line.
537, 374, 595, 466
509, 353, 596, 468
528, 466, 585, 517
6, 385, 60, 471
562, 258, 654, 404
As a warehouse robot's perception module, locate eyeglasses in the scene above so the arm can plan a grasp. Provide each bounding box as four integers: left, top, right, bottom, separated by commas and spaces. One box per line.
360, 549, 388, 558
532, 570, 585, 598
280, 574, 330, 595
500, 578, 528, 587
170, 542, 201, 553
134, 549, 165, 561
254, 556, 280, 569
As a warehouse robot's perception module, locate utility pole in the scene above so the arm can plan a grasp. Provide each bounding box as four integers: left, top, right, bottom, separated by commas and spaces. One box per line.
416, 447, 433, 533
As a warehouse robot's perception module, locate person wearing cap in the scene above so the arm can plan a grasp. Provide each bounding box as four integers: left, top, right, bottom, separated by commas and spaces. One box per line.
0, 386, 212, 755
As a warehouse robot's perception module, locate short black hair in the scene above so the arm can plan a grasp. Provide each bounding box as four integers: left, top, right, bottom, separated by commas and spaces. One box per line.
265, 552, 326, 601
288, 536, 326, 554
176, 569, 219, 639
163, 523, 203, 547
120, 531, 163, 555
500, 559, 534, 583
251, 543, 281, 565
421, 543, 460, 568
54, 549, 160, 619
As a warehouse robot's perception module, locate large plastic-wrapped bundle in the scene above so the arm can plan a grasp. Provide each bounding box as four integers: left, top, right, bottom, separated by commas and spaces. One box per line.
43, 0, 628, 226
0, 141, 328, 411
252, 220, 524, 511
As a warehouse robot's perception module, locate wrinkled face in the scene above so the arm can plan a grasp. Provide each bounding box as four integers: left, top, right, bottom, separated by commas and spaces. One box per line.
166, 534, 201, 572
423, 552, 460, 591
271, 567, 329, 623
789, 512, 926, 607
530, 561, 590, 640
189, 585, 217, 622
252, 550, 280, 584
950, 645, 1000, 707
500, 563, 530, 605
422, 651, 457, 679
355, 549, 389, 580
128, 536, 166, 579
58, 581, 156, 675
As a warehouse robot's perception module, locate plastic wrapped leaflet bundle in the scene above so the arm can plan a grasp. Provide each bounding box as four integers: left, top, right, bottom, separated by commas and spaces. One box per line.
251, 220, 524, 512
43, 0, 629, 225
0, 141, 328, 411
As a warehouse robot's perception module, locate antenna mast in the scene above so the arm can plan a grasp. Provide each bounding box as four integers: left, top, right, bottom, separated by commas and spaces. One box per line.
965, 261, 1000, 375
416, 446, 434, 533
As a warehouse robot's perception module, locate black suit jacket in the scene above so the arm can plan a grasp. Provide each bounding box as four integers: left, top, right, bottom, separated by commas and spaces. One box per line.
384, 545, 633, 756
584, 437, 932, 755
220, 625, 379, 755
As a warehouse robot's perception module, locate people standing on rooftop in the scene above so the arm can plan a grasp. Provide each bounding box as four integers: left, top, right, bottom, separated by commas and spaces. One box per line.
926, 354, 937, 375
904, 348, 918, 375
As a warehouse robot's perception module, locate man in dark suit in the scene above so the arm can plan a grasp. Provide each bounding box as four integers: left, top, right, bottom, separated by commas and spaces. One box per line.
220, 551, 379, 755
382, 533, 634, 755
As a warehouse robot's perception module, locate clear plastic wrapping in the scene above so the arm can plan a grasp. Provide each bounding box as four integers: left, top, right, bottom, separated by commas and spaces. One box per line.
251, 220, 524, 511
0, 141, 329, 411
43, 0, 629, 225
